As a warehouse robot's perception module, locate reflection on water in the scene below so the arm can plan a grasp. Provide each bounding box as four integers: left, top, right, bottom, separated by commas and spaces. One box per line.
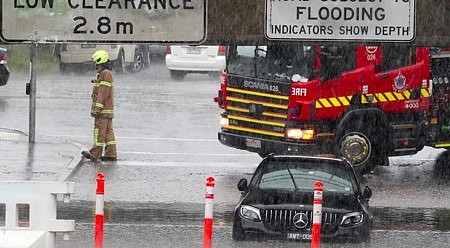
58, 201, 450, 231
433, 150, 450, 184
24, 143, 35, 181
374, 207, 442, 231
0, 98, 8, 112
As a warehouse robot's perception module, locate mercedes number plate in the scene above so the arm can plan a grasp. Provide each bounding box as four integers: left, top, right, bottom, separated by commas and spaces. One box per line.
287, 233, 312, 240
245, 138, 261, 149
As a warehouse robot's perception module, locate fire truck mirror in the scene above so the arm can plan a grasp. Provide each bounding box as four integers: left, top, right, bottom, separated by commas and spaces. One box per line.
327, 46, 343, 56
320, 46, 345, 81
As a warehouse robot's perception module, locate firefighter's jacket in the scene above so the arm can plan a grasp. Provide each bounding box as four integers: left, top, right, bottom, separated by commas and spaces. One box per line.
91, 69, 114, 119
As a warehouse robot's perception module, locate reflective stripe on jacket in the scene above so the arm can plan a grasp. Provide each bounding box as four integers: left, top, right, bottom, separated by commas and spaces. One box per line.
91, 69, 114, 119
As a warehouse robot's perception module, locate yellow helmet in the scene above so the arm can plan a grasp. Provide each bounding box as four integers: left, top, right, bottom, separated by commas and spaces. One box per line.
92, 50, 109, 65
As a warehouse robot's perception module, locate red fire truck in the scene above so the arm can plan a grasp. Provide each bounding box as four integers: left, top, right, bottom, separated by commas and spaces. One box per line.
214, 45, 450, 174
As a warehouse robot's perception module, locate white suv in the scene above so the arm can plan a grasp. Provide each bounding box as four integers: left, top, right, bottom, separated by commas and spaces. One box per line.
165, 45, 226, 80
57, 44, 149, 74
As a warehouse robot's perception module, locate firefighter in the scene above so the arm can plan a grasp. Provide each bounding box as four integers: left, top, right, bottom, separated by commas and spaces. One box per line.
81, 50, 117, 162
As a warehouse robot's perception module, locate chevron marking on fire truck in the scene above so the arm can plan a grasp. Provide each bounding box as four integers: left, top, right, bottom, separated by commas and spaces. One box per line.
315, 89, 430, 108
227, 87, 289, 100
421, 88, 430, 97
403, 90, 411, 99
228, 125, 285, 137
338, 96, 350, 106
316, 96, 352, 108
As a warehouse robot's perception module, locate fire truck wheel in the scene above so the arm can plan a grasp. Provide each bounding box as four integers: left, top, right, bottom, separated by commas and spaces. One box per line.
337, 130, 377, 174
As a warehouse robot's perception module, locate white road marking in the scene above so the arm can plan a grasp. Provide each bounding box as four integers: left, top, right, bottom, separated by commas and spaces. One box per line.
0, 132, 20, 141
119, 151, 254, 156
43, 134, 217, 142
111, 161, 255, 168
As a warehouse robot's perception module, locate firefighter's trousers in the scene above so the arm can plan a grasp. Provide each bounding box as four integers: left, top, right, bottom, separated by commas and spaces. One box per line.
89, 117, 116, 159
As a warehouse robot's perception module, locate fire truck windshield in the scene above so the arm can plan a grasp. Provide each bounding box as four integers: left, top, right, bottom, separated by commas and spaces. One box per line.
227, 45, 316, 82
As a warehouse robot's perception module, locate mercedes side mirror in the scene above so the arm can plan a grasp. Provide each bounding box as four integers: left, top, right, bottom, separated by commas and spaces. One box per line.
362, 186, 372, 199
237, 178, 248, 191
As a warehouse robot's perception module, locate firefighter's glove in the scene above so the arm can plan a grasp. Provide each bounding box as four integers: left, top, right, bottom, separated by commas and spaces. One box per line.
91, 111, 100, 118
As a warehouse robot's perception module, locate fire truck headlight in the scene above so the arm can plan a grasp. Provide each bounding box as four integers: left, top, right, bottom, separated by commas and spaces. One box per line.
220, 116, 229, 128
302, 130, 314, 140
438, 77, 444, 84
444, 77, 449, 84
287, 128, 303, 139
286, 129, 314, 140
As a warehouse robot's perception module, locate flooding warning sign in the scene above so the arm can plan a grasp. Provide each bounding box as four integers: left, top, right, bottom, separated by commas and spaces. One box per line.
0, 0, 206, 43
266, 0, 415, 41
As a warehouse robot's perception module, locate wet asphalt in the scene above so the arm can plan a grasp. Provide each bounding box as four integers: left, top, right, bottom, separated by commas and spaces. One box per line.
1, 62, 450, 247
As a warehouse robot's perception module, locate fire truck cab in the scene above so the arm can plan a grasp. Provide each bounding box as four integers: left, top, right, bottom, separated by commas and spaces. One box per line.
215, 45, 450, 174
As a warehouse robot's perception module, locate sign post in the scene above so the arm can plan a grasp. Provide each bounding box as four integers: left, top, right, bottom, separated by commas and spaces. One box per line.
28, 43, 37, 143
266, 0, 416, 42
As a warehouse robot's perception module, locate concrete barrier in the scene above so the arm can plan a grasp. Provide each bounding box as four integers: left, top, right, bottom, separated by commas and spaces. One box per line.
0, 181, 75, 248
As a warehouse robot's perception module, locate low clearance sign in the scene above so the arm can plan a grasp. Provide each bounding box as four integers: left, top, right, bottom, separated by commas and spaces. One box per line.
266, 0, 415, 41
1, 0, 206, 43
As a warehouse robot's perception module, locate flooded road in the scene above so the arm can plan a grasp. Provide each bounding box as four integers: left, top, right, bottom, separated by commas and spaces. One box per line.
56, 223, 450, 248
57, 201, 450, 232
1, 63, 450, 247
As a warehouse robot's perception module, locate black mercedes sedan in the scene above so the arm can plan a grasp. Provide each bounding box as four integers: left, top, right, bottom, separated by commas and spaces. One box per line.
232, 154, 372, 243
0, 48, 10, 86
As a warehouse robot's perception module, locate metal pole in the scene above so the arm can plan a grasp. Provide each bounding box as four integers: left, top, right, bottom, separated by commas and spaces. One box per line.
28, 43, 37, 143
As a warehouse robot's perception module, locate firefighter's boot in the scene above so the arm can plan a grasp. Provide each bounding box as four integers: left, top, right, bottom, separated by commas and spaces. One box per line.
81, 150, 101, 162
101, 156, 117, 161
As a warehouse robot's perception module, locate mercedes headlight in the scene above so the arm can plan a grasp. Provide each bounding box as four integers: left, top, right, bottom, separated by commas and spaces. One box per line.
341, 212, 364, 227
239, 205, 262, 222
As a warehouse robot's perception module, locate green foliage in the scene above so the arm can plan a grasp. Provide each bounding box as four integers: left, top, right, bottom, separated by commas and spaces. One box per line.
2, 44, 59, 74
